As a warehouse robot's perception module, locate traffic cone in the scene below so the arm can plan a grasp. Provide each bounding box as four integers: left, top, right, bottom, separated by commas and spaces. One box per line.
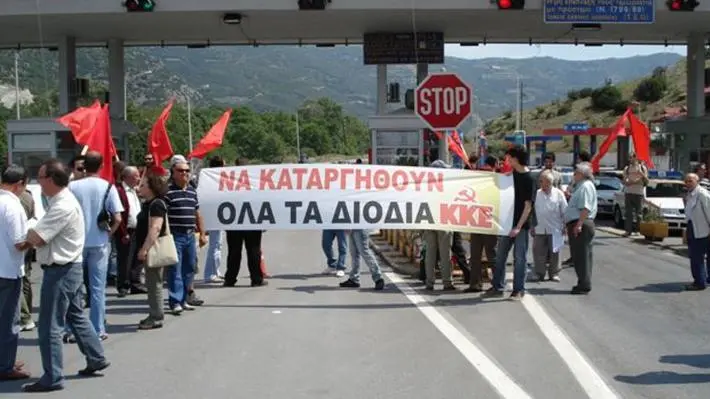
260, 250, 271, 278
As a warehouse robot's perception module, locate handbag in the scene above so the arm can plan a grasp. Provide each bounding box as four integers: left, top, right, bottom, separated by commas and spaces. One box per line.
96, 184, 114, 231
146, 202, 178, 268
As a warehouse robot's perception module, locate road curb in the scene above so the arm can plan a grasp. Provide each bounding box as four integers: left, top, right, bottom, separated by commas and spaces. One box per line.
369, 237, 419, 277
597, 226, 688, 257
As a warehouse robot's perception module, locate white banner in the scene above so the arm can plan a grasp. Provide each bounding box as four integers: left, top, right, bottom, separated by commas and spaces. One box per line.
197, 164, 514, 234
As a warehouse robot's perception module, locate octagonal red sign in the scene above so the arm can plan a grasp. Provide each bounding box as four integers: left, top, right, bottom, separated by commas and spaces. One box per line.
415, 73, 473, 131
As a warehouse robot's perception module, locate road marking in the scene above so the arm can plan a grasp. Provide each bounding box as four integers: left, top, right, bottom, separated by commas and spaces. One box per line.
521, 295, 620, 399
385, 272, 532, 399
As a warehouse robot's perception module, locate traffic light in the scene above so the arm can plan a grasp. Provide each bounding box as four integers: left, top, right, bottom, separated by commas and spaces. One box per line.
497, 0, 525, 9
124, 0, 155, 12
666, 0, 699, 10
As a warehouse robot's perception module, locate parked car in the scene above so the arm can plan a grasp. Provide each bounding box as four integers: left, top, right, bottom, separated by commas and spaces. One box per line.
612, 173, 686, 231
595, 176, 623, 216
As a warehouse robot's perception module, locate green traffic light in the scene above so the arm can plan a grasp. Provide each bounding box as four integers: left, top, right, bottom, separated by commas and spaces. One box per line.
142, 0, 155, 11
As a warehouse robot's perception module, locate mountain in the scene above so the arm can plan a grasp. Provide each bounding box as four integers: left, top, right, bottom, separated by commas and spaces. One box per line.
0, 46, 682, 121
483, 57, 704, 151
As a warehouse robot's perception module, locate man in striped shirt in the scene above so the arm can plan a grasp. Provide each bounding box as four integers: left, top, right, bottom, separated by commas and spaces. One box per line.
164, 160, 207, 314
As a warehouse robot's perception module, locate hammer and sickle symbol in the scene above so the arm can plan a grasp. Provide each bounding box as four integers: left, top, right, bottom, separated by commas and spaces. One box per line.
454, 187, 477, 203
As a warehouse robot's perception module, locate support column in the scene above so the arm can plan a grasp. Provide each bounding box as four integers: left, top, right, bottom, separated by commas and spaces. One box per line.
108, 39, 126, 120
686, 33, 706, 118
376, 64, 387, 115
417, 63, 443, 163
57, 36, 76, 115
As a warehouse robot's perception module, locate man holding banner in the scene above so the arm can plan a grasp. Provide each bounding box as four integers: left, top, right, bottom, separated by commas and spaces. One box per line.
423, 160, 456, 291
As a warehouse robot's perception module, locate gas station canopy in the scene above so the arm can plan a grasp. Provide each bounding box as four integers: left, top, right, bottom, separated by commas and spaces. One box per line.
0, 1, 708, 48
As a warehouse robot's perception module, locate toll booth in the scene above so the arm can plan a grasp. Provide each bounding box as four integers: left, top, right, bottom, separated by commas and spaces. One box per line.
368, 110, 425, 166
6, 117, 135, 181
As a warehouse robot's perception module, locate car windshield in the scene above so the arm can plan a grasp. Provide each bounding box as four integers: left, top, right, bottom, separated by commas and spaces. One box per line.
596, 178, 622, 191
646, 182, 685, 198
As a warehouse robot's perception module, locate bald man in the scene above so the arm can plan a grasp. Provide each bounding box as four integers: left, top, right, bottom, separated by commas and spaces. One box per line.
683, 172, 710, 291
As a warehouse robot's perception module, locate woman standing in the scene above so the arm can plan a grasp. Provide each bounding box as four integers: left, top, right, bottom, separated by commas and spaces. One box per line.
564, 162, 597, 295
135, 173, 169, 330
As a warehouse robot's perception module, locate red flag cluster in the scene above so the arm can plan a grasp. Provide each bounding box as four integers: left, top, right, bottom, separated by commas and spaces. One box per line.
433, 131, 472, 169
591, 108, 655, 172
57, 98, 233, 180
57, 100, 116, 182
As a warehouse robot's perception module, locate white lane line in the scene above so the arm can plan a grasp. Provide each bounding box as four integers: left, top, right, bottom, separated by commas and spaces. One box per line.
385, 272, 532, 399
521, 295, 620, 399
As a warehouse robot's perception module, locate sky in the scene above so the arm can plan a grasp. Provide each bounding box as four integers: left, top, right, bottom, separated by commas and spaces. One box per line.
444, 44, 686, 60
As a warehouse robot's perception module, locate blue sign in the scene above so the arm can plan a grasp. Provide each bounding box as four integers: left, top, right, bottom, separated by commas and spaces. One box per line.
564, 123, 589, 132
648, 170, 683, 180
544, 0, 655, 24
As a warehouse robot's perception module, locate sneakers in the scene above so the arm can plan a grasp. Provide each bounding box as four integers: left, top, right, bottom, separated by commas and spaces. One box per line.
335, 270, 345, 277
340, 278, 385, 290
322, 267, 347, 277
20, 320, 35, 332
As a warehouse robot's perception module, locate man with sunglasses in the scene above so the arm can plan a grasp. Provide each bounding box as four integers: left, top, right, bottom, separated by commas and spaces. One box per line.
164, 158, 207, 314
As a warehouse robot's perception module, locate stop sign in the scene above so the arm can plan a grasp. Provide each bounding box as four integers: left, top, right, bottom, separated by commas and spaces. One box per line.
415, 73, 473, 131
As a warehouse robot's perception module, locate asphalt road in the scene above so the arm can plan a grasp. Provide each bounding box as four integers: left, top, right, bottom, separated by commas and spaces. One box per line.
1, 229, 709, 398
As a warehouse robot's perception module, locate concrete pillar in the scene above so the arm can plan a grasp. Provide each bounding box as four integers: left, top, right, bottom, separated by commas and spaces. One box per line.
57, 36, 76, 115
376, 64, 387, 115
416, 63, 443, 163
686, 33, 706, 118
108, 39, 126, 120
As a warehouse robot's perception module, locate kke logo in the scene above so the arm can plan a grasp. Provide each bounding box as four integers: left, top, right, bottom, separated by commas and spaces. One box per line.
440, 185, 494, 229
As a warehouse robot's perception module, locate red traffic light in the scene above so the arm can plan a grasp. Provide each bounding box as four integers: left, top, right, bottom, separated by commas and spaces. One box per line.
666, 0, 699, 10
497, 0, 524, 9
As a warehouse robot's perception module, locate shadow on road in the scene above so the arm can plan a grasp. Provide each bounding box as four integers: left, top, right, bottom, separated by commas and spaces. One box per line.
615, 354, 710, 385
660, 354, 710, 369
622, 282, 687, 293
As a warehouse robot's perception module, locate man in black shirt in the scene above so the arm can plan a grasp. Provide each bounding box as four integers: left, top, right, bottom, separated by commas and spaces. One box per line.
486, 145, 534, 299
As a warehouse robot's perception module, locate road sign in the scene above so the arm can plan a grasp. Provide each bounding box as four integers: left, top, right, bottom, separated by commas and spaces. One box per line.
415, 73, 473, 131
564, 123, 589, 132
543, 0, 655, 24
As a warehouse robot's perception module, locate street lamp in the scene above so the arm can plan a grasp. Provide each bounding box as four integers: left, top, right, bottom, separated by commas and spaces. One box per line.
489, 65, 523, 137
124, 69, 153, 119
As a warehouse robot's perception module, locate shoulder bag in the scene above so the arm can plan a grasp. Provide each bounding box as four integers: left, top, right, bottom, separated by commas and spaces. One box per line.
146, 200, 179, 268
96, 184, 114, 231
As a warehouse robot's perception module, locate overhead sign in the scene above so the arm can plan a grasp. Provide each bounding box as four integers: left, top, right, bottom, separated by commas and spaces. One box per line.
543, 0, 655, 24
363, 32, 444, 65
564, 122, 589, 132
415, 73, 473, 131
198, 164, 515, 234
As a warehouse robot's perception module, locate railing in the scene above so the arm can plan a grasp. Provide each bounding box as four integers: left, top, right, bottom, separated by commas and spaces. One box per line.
378, 229, 424, 264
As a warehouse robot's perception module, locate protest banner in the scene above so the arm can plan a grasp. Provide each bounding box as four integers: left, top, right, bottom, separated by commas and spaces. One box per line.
197, 164, 514, 235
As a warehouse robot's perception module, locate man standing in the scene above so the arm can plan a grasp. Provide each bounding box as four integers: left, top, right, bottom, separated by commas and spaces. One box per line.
542, 153, 562, 188
18, 185, 36, 332
116, 166, 144, 296
622, 153, 648, 237
338, 229, 385, 290
0, 165, 30, 381
321, 230, 348, 277
423, 160, 456, 291
165, 160, 208, 314
486, 145, 534, 299
21, 159, 109, 393
66, 151, 123, 341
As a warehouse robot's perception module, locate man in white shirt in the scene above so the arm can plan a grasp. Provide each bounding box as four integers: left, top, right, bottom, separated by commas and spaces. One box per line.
0, 165, 30, 381
531, 170, 568, 282
116, 166, 144, 296
20, 159, 110, 393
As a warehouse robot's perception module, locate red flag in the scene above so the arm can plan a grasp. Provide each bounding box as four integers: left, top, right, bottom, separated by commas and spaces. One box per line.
628, 113, 655, 169
148, 101, 175, 174
56, 100, 102, 146
433, 131, 471, 169
83, 104, 116, 183
188, 109, 232, 159
591, 108, 632, 172
500, 158, 513, 173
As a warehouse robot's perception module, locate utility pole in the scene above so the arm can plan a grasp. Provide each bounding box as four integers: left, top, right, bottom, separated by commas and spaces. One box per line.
515, 76, 523, 133
187, 94, 193, 153
295, 111, 302, 161
14, 51, 20, 119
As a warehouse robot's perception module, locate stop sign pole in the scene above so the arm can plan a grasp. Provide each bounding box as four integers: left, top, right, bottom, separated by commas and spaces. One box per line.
414, 72, 473, 131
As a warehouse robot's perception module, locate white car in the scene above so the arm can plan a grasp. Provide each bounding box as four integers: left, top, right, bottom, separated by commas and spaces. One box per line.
612, 178, 686, 231
595, 176, 623, 216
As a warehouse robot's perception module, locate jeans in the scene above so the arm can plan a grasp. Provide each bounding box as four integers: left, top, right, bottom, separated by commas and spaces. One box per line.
347, 230, 383, 283
20, 254, 33, 325
108, 239, 118, 278
0, 277, 21, 374
492, 230, 529, 292
687, 221, 708, 288
166, 233, 197, 307
322, 230, 347, 270
203, 230, 222, 280
83, 245, 110, 335
38, 263, 106, 388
